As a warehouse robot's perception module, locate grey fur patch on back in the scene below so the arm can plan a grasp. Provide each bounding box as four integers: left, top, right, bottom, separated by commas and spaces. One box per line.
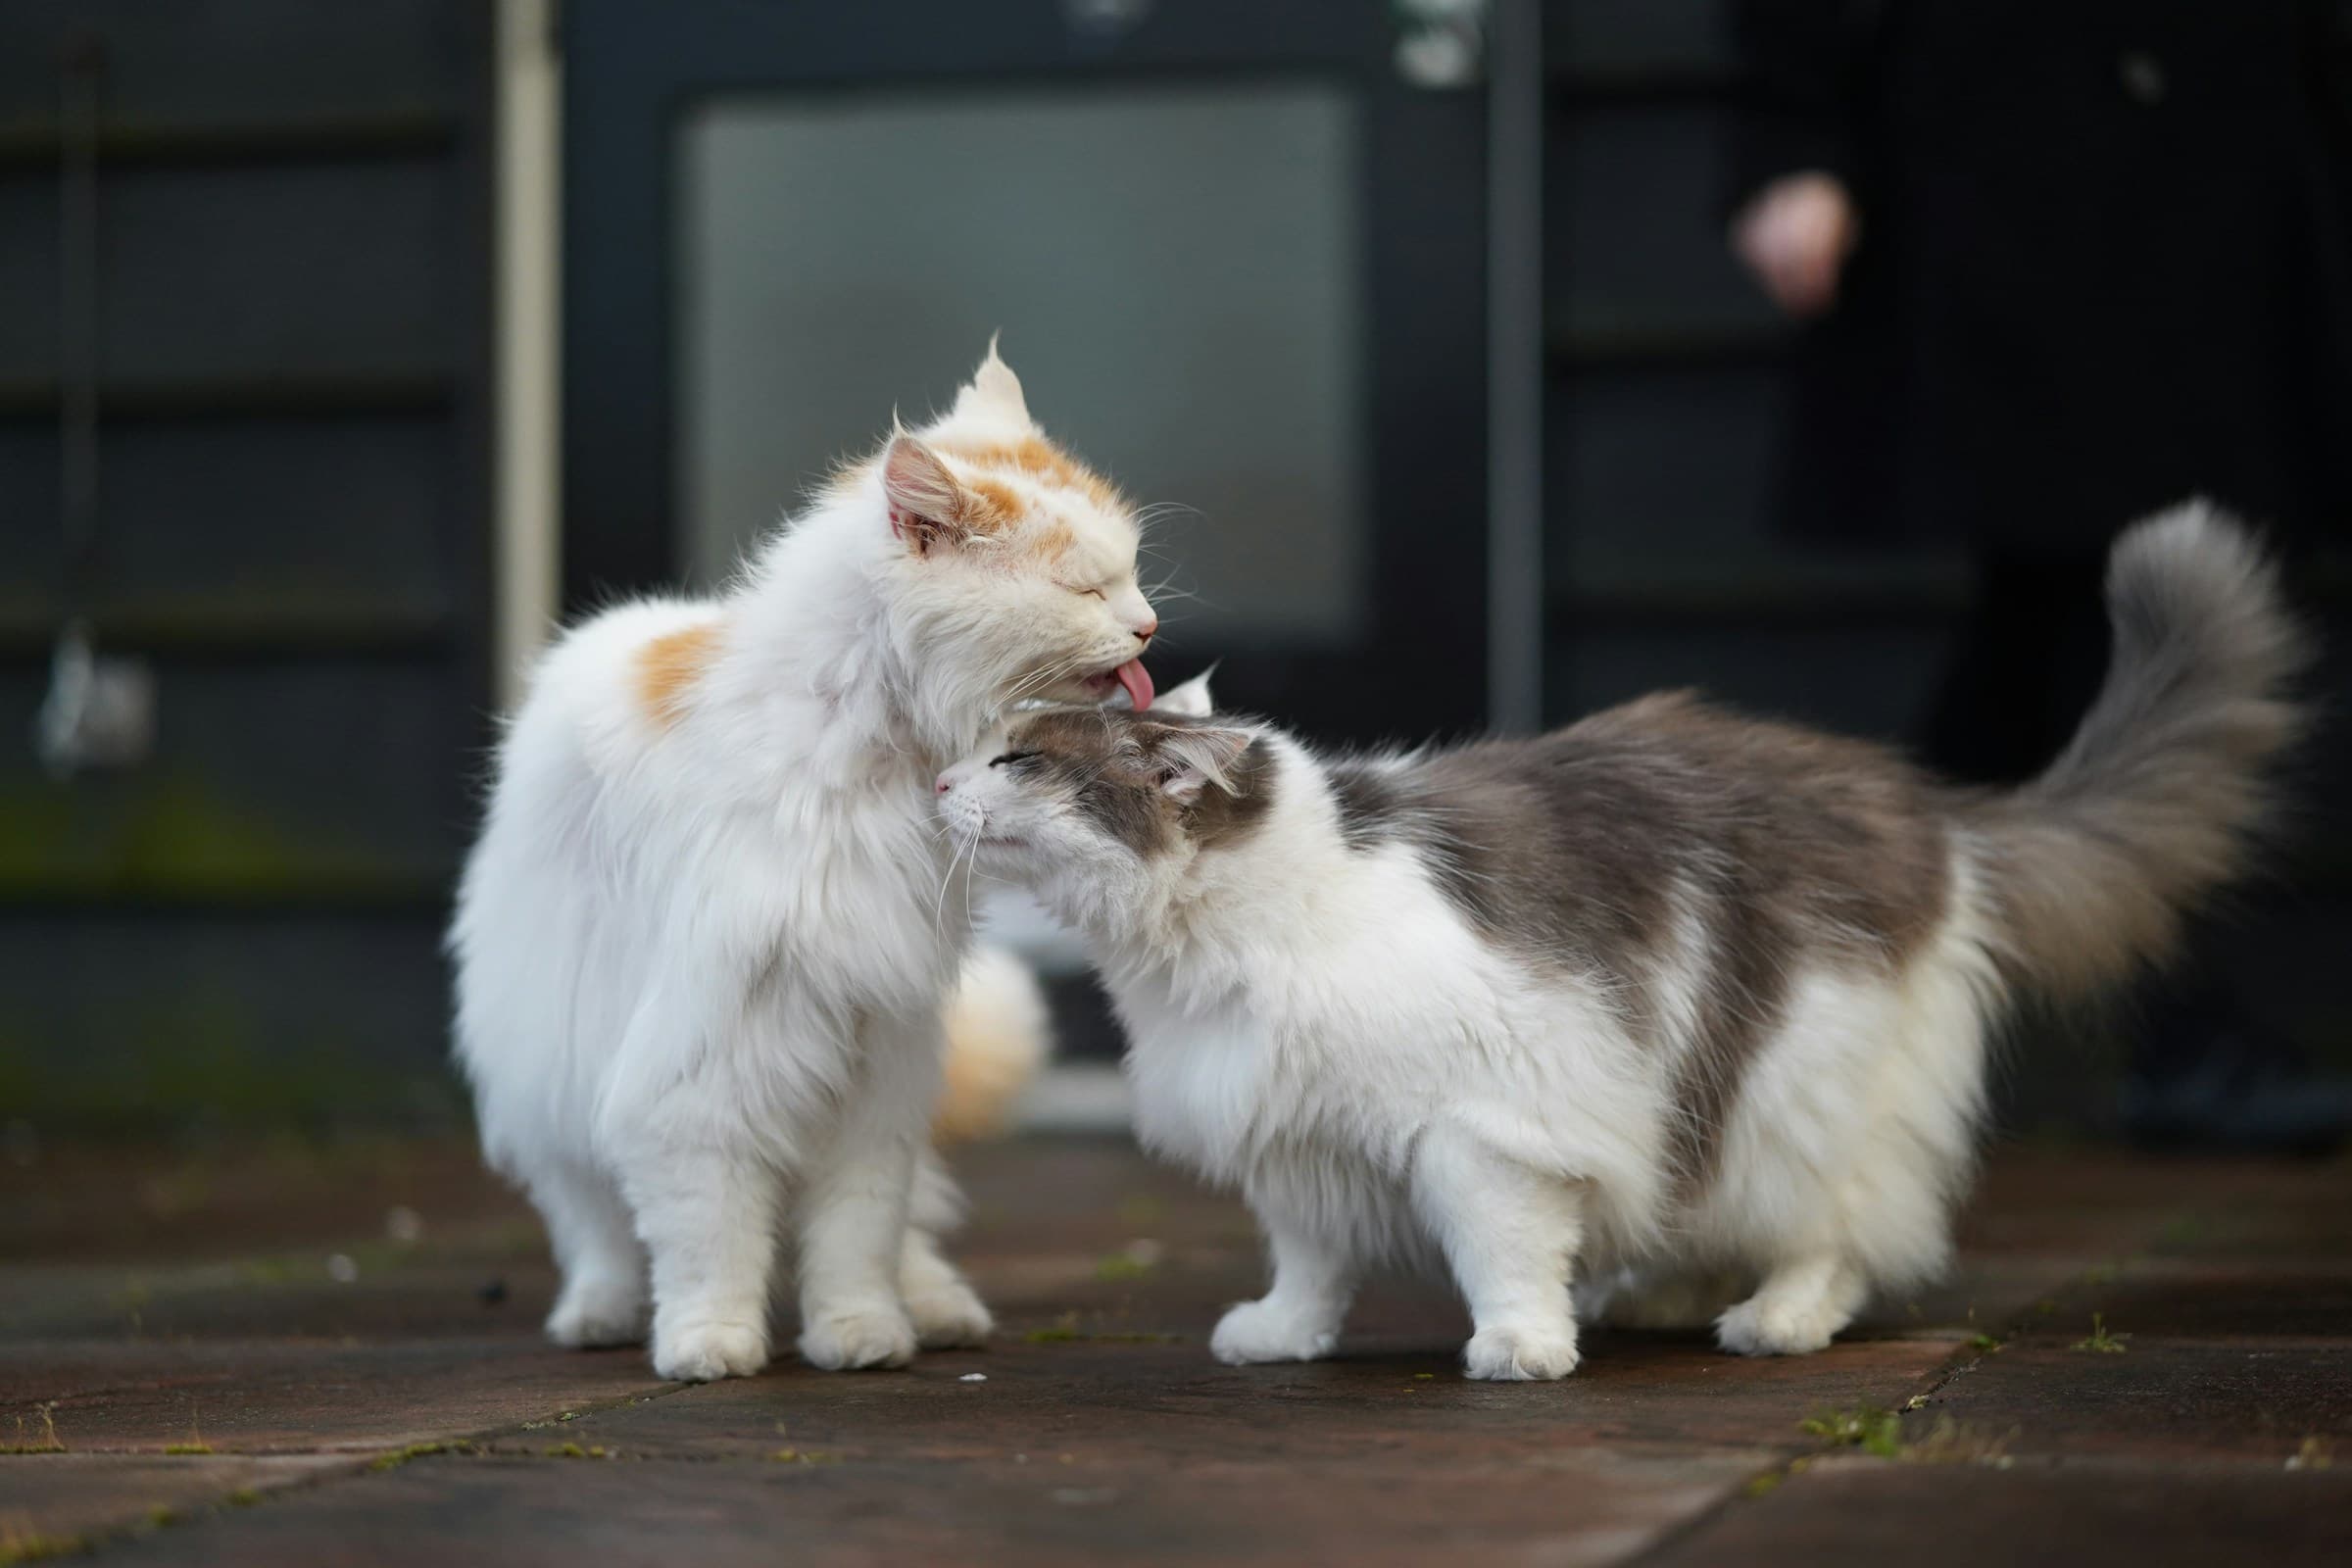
1327, 763, 1404, 851
1323, 692, 1952, 1191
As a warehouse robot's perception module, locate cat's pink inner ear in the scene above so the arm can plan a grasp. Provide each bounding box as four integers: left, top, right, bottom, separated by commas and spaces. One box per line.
1151, 725, 1253, 800
880, 435, 966, 551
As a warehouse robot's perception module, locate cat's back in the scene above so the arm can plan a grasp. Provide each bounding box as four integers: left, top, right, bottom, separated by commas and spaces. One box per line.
505, 597, 726, 782
1338, 690, 1952, 978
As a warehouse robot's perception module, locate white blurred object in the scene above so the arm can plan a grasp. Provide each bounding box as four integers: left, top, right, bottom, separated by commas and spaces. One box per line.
33, 621, 154, 778
1395, 0, 1486, 88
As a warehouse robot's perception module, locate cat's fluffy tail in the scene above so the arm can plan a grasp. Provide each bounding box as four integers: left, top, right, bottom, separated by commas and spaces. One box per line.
931, 943, 1054, 1142
1963, 502, 2311, 1002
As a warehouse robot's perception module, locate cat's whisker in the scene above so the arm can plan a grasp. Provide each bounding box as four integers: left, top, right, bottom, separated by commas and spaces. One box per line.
932, 824, 978, 936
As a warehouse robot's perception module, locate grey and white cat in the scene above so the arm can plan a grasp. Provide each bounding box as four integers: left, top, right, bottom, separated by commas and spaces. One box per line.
934, 505, 2306, 1379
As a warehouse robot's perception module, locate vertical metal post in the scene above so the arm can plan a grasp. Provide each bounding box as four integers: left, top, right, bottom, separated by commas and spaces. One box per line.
494, 0, 565, 711
59, 37, 101, 612
1485, 0, 1544, 733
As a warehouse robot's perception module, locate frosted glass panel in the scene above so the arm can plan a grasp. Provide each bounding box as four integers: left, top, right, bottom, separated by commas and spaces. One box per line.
677, 82, 1365, 645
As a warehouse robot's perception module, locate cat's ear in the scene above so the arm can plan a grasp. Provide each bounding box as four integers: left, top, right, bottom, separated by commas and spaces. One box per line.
880, 432, 971, 554
1154, 666, 1217, 718
952, 334, 1030, 423
1143, 724, 1254, 803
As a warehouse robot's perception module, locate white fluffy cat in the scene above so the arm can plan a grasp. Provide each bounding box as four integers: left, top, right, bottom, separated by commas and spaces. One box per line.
451, 346, 1156, 1381
935, 506, 2303, 1379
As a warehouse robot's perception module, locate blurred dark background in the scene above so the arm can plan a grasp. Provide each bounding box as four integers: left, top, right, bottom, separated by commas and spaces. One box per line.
3, 0, 2347, 1141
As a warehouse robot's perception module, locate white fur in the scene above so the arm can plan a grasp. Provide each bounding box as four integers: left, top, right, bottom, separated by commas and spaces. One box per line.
451, 347, 1152, 1381
936, 678, 2008, 1379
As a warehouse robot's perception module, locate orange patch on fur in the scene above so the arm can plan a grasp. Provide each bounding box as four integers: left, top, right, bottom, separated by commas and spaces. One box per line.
963, 475, 1024, 531
941, 437, 1123, 514
636, 621, 722, 727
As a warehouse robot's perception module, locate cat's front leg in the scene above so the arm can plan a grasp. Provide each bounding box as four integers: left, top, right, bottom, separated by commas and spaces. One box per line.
615, 1139, 782, 1382
1411, 1127, 1587, 1381
792, 1013, 935, 1371
1211, 1204, 1358, 1366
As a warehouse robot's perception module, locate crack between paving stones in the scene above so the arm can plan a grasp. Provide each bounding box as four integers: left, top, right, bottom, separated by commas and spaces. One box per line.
46, 1378, 701, 1560
1616, 1200, 2214, 1568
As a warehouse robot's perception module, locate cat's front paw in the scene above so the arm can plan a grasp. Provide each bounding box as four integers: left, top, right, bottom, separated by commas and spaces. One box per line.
545, 1276, 649, 1348
653, 1319, 768, 1382
905, 1277, 994, 1349
1462, 1321, 1581, 1381
799, 1305, 919, 1371
1714, 1295, 1838, 1356
1210, 1298, 1339, 1365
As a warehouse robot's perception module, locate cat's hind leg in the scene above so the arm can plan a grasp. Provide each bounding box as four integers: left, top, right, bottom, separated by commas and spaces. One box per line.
530, 1157, 650, 1348
1600, 1267, 1749, 1332
1715, 1253, 1867, 1355
1411, 1127, 1587, 1381
899, 1149, 992, 1349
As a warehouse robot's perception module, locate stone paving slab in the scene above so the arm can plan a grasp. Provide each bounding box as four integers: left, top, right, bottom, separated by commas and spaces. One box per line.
0, 1260, 560, 1345
0, 1140, 525, 1267
83, 1448, 1773, 1568
2066, 1259, 2352, 1340
2, 1340, 664, 1454
1914, 1338, 2352, 1464
458, 1334, 1958, 1466
0, 1454, 348, 1559
1644, 1453, 2352, 1568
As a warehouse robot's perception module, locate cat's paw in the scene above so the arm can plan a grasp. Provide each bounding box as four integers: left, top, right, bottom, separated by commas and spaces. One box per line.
1210, 1298, 1338, 1365
547, 1298, 648, 1349
905, 1277, 994, 1349
652, 1319, 768, 1382
1462, 1321, 1581, 1381
545, 1277, 649, 1348
1715, 1295, 1839, 1356
799, 1306, 919, 1371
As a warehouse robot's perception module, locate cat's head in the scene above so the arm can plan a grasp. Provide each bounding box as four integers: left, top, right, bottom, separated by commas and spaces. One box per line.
933, 673, 1276, 929
842, 342, 1158, 719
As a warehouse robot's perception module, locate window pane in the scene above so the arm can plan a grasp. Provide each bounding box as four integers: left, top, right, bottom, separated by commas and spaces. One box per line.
676, 82, 1366, 645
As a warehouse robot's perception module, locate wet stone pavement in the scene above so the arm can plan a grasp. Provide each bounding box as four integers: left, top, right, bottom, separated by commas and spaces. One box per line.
3, 1137, 2348, 1565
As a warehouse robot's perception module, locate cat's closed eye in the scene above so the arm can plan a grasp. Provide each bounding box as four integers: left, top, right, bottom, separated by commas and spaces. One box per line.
990, 752, 1038, 768
1071, 585, 1106, 601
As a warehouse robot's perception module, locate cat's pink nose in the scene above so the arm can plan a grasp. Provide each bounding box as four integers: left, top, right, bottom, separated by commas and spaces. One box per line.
1134, 616, 1157, 643
935, 776, 953, 795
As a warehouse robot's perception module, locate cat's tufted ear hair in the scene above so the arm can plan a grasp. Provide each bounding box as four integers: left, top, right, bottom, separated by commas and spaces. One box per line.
1152, 667, 1217, 718
952, 334, 1030, 423
880, 431, 972, 554
1138, 723, 1254, 803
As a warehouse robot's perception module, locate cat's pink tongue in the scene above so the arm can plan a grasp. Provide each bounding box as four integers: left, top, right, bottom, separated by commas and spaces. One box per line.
1115, 660, 1154, 712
